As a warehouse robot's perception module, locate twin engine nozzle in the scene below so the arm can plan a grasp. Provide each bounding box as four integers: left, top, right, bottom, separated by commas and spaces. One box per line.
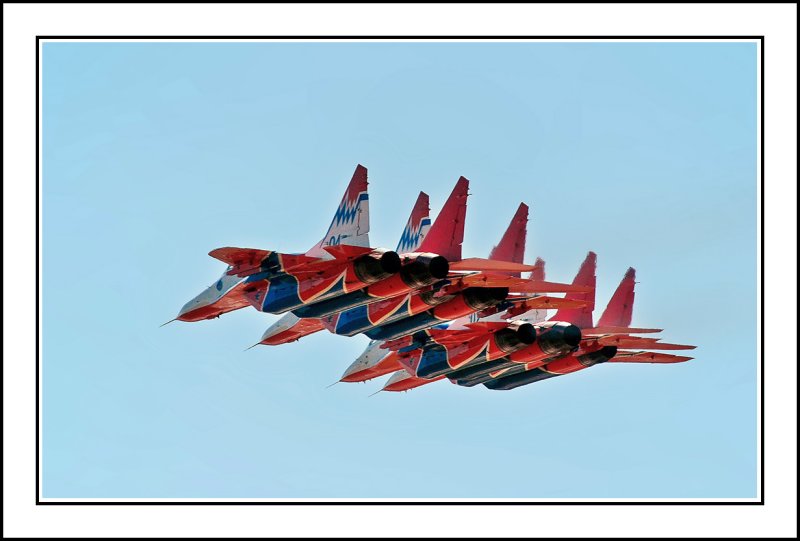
351, 248, 402, 284
345, 250, 452, 289
535, 321, 582, 355
397, 252, 450, 288
491, 321, 582, 355
494, 321, 538, 352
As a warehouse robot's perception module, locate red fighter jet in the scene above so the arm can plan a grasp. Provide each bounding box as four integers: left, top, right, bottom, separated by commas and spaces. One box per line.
380, 254, 694, 393
172, 164, 388, 323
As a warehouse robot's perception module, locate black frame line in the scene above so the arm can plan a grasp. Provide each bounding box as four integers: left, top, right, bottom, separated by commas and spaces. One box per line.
35, 34, 766, 506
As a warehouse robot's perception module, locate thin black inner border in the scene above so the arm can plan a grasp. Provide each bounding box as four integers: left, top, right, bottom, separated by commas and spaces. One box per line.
35, 35, 766, 506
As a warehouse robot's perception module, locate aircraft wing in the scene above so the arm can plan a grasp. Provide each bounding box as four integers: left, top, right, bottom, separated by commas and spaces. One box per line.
209, 245, 373, 278
209, 247, 273, 272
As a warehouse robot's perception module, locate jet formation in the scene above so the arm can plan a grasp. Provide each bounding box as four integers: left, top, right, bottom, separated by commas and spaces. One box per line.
170, 164, 695, 394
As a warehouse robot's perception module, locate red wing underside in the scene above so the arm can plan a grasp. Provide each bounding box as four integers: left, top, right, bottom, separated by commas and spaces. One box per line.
209, 247, 273, 272
210, 246, 371, 278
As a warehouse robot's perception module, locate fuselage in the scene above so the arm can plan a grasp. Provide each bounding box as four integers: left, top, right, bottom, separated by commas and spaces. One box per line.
364, 287, 509, 341
482, 346, 618, 390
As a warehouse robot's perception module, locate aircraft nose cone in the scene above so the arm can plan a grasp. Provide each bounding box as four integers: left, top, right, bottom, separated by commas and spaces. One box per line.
175, 296, 209, 322
340, 360, 364, 382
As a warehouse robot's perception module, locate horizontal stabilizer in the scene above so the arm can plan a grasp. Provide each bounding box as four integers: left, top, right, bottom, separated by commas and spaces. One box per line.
513, 296, 589, 309
610, 351, 694, 364
322, 244, 375, 260
596, 335, 696, 350
449, 258, 540, 273
453, 274, 530, 289
582, 326, 663, 335
515, 280, 594, 294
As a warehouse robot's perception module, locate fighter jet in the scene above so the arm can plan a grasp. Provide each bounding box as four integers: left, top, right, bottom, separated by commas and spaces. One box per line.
478, 266, 695, 391
173, 164, 388, 322
378, 255, 694, 393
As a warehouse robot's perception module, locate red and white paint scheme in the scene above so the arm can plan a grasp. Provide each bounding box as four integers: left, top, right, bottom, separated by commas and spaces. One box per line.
171, 165, 375, 323
381, 369, 445, 393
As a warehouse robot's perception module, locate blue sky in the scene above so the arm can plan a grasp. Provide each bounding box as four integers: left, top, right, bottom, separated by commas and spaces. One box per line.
41, 40, 757, 498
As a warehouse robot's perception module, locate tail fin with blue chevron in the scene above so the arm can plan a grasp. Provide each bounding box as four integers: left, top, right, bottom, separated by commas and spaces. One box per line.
396, 192, 431, 254
306, 164, 371, 258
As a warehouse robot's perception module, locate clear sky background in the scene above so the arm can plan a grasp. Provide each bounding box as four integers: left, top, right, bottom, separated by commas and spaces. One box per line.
41, 41, 757, 498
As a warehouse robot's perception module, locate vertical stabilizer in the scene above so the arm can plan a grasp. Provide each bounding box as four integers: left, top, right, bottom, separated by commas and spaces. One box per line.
551, 251, 597, 328
416, 177, 468, 261
530, 257, 546, 281
306, 164, 370, 258
396, 192, 432, 254
523, 257, 548, 324
597, 267, 636, 328
488, 202, 528, 277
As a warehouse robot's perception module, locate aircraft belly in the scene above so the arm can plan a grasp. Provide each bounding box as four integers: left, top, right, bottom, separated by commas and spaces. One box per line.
483, 367, 559, 390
